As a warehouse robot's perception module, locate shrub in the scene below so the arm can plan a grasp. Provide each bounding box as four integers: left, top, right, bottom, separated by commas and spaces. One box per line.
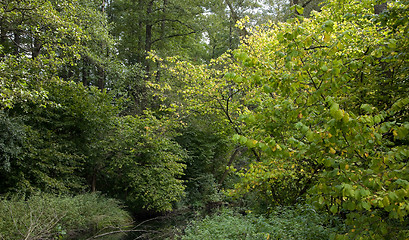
181, 209, 264, 240
180, 205, 344, 240
0, 193, 132, 240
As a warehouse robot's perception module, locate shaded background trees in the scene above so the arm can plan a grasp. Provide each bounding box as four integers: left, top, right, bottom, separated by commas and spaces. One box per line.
4, 0, 407, 239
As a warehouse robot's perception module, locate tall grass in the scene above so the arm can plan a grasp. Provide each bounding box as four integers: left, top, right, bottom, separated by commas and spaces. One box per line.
0, 193, 132, 240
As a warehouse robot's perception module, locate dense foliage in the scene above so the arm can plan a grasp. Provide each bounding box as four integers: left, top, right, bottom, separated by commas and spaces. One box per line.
161, 0, 409, 238
180, 206, 343, 240
1, 0, 409, 239
0, 193, 132, 240
0, 0, 187, 213
102, 114, 187, 212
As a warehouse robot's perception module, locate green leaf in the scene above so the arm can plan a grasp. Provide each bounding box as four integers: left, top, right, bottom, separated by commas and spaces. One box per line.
246, 138, 257, 148
263, 85, 273, 93
225, 72, 236, 79
239, 136, 248, 145
321, 65, 328, 72
330, 205, 338, 214
361, 104, 374, 114
322, 20, 334, 32
389, 192, 399, 201
232, 134, 240, 141
257, 142, 269, 151
295, 5, 304, 15
361, 201, 371, 211
383, 196, 390, 207
346, 201, 356, 210
234, 76, 244, 83
330, 104, 344, 120
371, 49, 383, 58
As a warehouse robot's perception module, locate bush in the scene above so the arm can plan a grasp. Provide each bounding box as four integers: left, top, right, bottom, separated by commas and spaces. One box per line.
180, 205, 344, 240
262, 205, 345, 240
181, 209, 264, 240
0, 193, 132, 240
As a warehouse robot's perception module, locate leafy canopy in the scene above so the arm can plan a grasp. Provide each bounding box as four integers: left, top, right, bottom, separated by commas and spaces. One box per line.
164, 0, 409, 238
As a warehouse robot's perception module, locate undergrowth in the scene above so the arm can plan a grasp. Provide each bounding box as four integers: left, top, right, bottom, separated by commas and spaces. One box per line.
0, 193, 132, 240
179, 205, 345, 240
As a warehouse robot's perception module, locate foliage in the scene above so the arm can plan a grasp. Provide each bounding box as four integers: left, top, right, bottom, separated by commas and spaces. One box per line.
1, 80, 117, 195
0, 193, 132, 240
101, 113, 187, 212
264, 204, 345, 239
181, 209, 264, 240
0, 111, 24, 175
165, 0, 409, 238
175, 121, 233, 208
180, 205, 342, 240
56, 0, 120, 89
0, 0, 87, 109
109, 0, 208, 63
2, 76, 186, 212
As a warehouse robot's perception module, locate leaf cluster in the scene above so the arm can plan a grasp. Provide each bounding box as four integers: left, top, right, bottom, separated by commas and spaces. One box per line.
168, 0, 409, 237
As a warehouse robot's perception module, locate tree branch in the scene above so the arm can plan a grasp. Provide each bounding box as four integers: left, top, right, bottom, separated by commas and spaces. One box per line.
218, 146, 245, 185
151, 30, 197, 45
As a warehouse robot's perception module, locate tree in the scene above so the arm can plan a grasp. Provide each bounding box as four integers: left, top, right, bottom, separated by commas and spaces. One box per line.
0, 0, 85, 110
175, 117, 234, 208
165, 0, 409, 237
56, 0, 116, 90
100, 113, 187, 212
0, 80, 117, 194
0, 0, 125, 194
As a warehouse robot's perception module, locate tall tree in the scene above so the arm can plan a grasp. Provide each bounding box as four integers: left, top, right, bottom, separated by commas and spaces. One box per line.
0, 0, 86, 110
163, 0, 409, 237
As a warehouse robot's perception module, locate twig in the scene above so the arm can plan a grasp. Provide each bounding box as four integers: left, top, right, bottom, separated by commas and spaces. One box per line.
88, 229, 155, 239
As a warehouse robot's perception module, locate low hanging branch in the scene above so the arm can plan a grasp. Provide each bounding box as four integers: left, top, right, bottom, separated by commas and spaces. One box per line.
216, 92, 261, 162
151, 19, 198, 45
151, 31, 197, 45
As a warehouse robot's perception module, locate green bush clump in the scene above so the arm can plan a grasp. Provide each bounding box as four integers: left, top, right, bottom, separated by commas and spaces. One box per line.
181, 209, 264, 240
180, 205, 344, 240
0, 193, 132, 240
262, 205, 345, 239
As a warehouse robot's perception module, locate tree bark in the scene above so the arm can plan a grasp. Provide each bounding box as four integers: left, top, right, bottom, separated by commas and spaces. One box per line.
91, 172, 96, 192
82, 56, 89, 86
374, 2, 387, 15
32, 37, 41, 58
225, 0, 248, 37
144, 0, 155, 78
218, 146, 244, 185
97, 65, 105, 90
13, 31, 20, 55
0, 21, 6, 58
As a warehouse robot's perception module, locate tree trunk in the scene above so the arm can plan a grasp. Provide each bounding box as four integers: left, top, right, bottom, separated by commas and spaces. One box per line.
225, 0, 248, 37
32, 37, 41, 58
13, 31, 20, 55
98, 0, 107, 90
97, 65, 105, 90
161, 0, 167, 37
155, 0, 168, 82
0, 22, 6, 58
144, 0, 154, 78
102, 0, 106, 13
374, 2, 387, 15
82, 56, 89, 86
91, 172, 96, 192
218, 146, 244, 185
